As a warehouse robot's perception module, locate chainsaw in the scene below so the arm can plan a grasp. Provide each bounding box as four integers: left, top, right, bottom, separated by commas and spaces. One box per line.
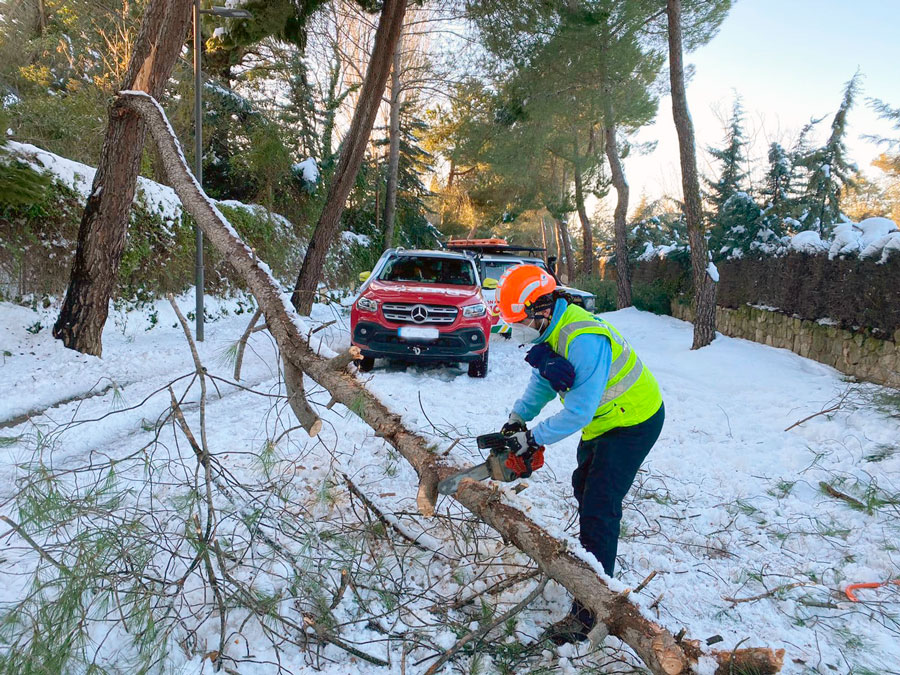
437, 432, 545, 496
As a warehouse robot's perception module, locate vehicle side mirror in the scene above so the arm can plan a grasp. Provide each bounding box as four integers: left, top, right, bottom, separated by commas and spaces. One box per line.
358, 271, 371, 283
482, 278, 498, 290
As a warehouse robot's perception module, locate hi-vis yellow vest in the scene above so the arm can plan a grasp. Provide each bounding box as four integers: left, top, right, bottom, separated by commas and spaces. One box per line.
546, 304, 662, 440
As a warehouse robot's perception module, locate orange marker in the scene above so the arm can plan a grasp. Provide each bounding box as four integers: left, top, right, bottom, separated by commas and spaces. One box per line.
845, 580, 900, 602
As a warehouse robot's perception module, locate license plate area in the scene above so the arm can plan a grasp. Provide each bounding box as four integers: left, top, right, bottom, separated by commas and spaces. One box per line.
398, 326, 440, 341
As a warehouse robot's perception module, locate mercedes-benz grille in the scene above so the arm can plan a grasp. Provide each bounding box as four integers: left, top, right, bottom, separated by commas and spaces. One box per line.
382, 303, 458, 325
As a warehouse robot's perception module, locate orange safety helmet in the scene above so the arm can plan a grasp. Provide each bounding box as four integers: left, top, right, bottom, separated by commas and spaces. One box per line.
496, 264, 557, 323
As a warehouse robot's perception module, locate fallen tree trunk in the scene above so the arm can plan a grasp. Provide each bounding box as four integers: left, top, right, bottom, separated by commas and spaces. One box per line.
122, 90, 783, 675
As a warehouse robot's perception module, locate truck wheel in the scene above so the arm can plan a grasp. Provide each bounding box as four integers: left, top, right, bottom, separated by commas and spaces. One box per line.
359, 356, 375, 372
467, 351, 489, 378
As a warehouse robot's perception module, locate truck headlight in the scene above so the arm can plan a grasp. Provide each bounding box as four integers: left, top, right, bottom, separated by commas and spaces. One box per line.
357, 296, 378, 313
583, 296, 595, 312
462, 303, 487, 318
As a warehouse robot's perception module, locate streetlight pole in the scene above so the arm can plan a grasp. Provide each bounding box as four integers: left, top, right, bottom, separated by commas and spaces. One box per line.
193, 0, 204, 341
193, 1, 251, 341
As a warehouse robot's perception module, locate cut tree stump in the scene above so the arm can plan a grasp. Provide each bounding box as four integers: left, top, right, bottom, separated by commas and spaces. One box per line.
122, 90, 784, 675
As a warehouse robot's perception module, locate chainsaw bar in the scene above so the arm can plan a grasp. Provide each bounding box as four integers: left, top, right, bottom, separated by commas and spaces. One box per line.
436, 460, 492, 495
438, 433, 516, 495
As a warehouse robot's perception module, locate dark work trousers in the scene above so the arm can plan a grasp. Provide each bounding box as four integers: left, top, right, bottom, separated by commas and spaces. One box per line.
570, 402, 665, 626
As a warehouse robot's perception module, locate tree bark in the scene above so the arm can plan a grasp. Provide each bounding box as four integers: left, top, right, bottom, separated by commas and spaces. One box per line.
605, 121, 633, 308
291, 0, 408, 314
382, 32, 403, 251
666, 0, 716, 349
52, 0, 193, 356
553, 212, 563, 272
283, 357, 323, 437
540, 215, 549, 266
125, 90, 783, 675
573, 168, 594, 278
34, 0, 47, 37
556, 217, 576, 283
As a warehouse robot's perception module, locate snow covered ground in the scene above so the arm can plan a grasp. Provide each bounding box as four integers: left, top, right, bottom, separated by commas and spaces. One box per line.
1, 297, 898, 674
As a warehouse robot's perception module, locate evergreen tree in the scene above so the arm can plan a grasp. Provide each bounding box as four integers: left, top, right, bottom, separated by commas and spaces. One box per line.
0, 0, 146, 165
767, 117, 820, 233
798, 72, 861, 235
628, 210, 688, 261
706, 97, 748, 212
706, 97, 754, 258
866, 98, 900, 157
761, 142, 791, 212
715, 192, 790, 259
387, 103, 435, 247
754, 142, 793, 253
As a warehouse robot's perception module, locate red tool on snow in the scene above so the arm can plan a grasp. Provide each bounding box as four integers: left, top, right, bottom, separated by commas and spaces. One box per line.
844, 579, 900, 602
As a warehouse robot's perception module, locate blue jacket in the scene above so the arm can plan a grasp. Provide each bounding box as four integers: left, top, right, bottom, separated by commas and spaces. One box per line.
512, 299, 612, 446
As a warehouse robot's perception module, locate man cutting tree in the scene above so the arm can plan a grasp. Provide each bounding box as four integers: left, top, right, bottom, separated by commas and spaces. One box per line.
496, 264, 665, 645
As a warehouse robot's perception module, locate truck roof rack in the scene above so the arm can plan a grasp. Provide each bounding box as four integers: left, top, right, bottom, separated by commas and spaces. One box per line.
444, 238, 547, 255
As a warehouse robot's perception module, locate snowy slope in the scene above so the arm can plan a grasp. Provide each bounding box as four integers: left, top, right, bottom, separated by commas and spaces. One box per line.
4, 141, 301, 243
1, 299, 898, 674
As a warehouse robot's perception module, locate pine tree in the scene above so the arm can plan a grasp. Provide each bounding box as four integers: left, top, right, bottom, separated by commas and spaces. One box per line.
798, 72, 861, 235
761, 142, 790, 212
706, 97, 755, 258
706, 97, 748, 212
390, 104, 434, 247
714, 192, 790, 259
628, 210, 688, 260
666, 0, 731, 349
753, 142, 793, 253
866, 98, 900, 156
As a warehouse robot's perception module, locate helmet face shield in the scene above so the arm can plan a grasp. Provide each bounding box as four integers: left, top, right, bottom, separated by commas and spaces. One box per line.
496, 264, 557, 323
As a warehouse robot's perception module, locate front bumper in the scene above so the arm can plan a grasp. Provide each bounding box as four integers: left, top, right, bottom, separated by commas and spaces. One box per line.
353, 321, 487, 362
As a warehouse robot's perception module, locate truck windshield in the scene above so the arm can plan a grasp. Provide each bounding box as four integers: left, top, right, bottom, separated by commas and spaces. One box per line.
482, 259, 549, 281
379, 256, 476, 286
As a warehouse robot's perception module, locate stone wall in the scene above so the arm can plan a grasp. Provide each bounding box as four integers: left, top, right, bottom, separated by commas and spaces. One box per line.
671, 302, 900, 389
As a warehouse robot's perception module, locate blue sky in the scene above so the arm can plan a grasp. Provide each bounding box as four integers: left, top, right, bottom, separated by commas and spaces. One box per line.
620, 0, 900, 211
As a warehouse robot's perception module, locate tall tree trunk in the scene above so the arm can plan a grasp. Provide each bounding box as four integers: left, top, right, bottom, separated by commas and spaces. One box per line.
565, 225, 577, 282
546, 215, 558, 260
52, 0, 193, 356
291, 0, 408, 314
573, 168, 593, 278
553, 214, 563, 275
382, 32, 403, 251
605, 120, 632, 308
556, 218, 576, 283
374, 160, 380, 233
666, 0, 716, 349
34, 0, 47, 37
540, 215, 549, 266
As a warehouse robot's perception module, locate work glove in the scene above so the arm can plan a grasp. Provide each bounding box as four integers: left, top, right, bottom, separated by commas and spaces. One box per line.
525, 343, 576, 393
501, 413, 526, 435
504, 428, 544, 479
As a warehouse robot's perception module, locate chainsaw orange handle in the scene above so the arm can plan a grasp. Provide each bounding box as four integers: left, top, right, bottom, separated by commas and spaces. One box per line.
505, 446, 545, 478
845, 580, 900, 602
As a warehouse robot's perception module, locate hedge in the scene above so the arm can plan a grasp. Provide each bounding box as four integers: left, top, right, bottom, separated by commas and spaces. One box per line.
623, 253, 900, 338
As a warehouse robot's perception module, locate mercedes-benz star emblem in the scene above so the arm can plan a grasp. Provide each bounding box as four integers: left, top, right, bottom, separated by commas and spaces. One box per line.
410, 305, 428, 323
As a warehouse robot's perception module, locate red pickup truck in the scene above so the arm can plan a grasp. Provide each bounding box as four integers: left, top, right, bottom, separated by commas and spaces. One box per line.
351, 249, 492, 377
